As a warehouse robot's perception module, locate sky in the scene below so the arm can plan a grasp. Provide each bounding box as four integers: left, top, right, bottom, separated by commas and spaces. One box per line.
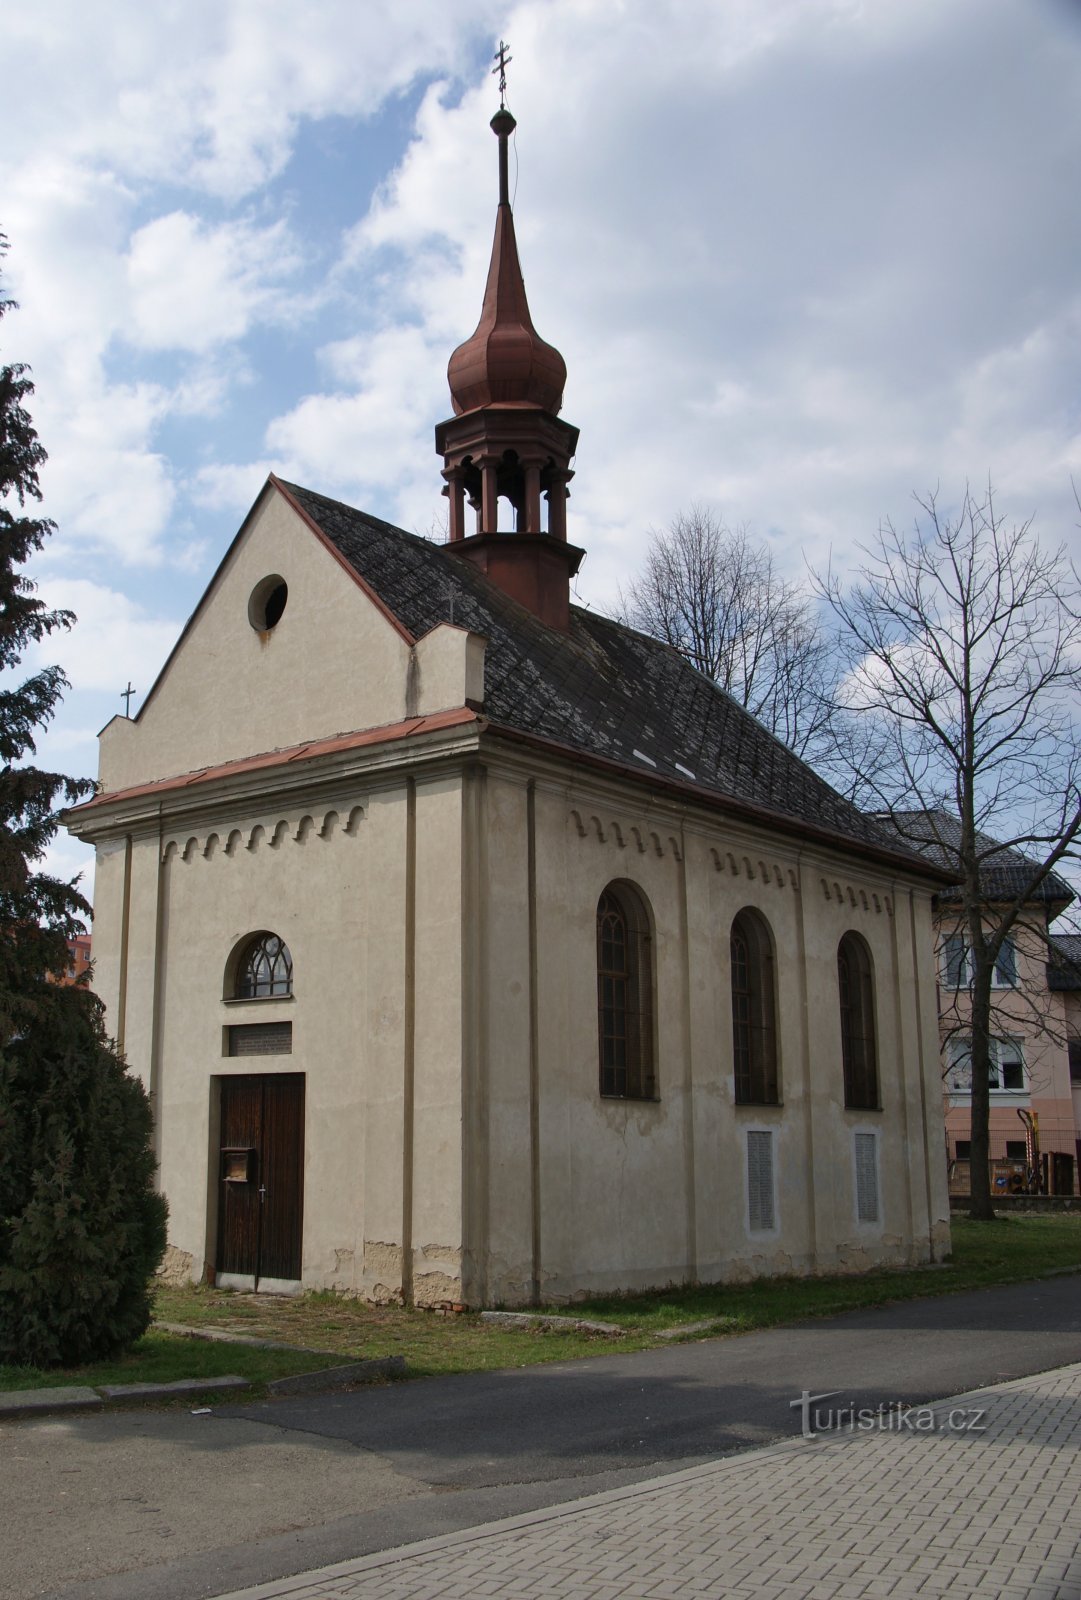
2, 0, 1081, 896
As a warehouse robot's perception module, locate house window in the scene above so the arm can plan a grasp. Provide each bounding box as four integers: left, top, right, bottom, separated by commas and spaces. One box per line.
597, 882, 656, 1100
838, 933, 879, 1110
747, 1130, 775, 1231
941, 933, 1017, 988
1069, 1040, 1081, 1085
731, 909, 778, 1105
234, 933, 293, 999
993, 940, 1017, 988
942, 933, 969, 988
1005, 1140, 1027, 1161
955, 1140, 971, 1160
946, 1037, 1026, 1096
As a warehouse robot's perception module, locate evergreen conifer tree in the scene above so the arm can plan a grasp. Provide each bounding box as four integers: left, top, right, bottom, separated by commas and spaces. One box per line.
0, 235, 167, 1366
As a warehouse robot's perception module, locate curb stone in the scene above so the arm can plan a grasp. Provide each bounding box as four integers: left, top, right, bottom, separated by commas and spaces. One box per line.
97, 1376, 252, 1404
0, 1386, 103, 1421
1, 1357, 409, 1422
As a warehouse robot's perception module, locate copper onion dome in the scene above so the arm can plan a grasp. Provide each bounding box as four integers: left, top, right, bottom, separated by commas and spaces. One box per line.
447, 108, 567, 416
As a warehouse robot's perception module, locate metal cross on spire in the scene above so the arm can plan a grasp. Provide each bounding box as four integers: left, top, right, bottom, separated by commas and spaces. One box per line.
492, 39, 512, 108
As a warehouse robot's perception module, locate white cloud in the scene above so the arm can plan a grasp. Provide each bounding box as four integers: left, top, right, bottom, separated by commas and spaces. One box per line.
7, 2, 506, 199
265, 325, 447, 516
25, 579, 182, 697
191, 461, 279, 513
3, 0, 1080, 647
1, 3, 506, 567
126, 212, 305, 353
301, 0, 1081, 608
38, 833, 96, 902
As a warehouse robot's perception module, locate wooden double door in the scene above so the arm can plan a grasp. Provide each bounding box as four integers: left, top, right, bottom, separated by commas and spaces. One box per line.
217, 1074, 305, 1288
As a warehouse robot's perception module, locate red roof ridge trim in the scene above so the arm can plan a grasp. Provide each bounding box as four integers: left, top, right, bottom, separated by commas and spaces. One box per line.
68, 707, 480, 815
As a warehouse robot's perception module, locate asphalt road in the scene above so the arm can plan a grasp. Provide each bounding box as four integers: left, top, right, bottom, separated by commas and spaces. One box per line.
11, 1273, 1081, 1600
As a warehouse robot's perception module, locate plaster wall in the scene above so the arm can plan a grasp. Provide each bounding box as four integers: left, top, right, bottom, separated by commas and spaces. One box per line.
97, 488, 415, 794
476, 765, 949, 1305
81, 743, 948, 1305
81, 769, 471, 1302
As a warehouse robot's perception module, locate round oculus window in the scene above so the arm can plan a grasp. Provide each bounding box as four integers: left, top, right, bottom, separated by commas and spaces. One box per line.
248, 574, 288, 631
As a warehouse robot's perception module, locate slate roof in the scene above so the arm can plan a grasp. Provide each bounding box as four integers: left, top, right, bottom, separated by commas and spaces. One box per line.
1048, 933, 1081, 991
283, 481, 939, 875
881, 809, 1074, 908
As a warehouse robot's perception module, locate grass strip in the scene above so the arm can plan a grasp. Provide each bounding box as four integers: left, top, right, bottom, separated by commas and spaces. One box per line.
4, 1214, 1078, 1393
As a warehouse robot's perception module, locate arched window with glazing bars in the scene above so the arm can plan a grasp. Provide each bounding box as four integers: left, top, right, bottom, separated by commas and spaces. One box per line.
597, 882, 656, 1100
234, 932, 293, 999
838, 932, 878, 1109
731, 908, 779, 1104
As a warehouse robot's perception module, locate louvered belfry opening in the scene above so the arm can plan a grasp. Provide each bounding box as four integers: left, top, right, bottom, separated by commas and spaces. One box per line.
436, 100, 584, 630
597, 884, 656, 1100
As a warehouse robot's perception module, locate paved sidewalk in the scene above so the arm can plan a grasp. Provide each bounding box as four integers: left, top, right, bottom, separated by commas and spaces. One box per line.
221, 1361, 1081, 1600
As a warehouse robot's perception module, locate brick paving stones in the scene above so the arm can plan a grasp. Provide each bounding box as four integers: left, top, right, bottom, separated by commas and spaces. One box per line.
220, 1362, 1081, 1600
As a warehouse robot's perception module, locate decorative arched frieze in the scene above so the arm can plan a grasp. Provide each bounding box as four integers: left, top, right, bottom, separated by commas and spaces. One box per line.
569, 808, 689, 857
819, 876, 892, 915
567, 806, 689, 859
710, 846, 791, 889
163, 803, 366, 863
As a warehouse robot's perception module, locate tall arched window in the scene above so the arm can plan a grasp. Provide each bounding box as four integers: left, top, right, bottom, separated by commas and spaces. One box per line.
731, 909, 778, 1104
597, 882, 656, 1099
838, 932, 878, 1109
234, 932, 293, 999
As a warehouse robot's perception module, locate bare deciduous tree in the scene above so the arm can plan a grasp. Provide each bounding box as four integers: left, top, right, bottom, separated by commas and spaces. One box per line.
816, 484, 1081, 1221
619, 506, 835, 760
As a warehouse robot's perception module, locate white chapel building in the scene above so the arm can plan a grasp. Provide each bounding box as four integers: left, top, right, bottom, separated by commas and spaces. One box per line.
67, 102, 951, 1305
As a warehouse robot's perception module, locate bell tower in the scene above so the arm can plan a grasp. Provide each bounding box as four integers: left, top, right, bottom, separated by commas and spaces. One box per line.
435, 76, 583, 631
